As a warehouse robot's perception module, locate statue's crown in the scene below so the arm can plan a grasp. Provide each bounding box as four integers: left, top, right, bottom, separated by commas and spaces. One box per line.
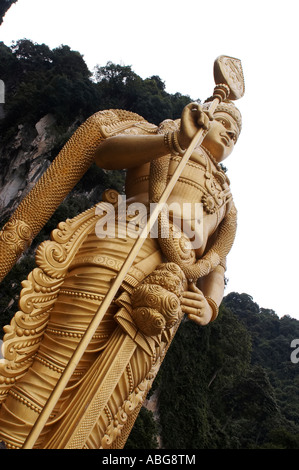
203, 99, 242, 134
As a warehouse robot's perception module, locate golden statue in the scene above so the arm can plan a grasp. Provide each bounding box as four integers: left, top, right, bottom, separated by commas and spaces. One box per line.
0, 56, 244, 449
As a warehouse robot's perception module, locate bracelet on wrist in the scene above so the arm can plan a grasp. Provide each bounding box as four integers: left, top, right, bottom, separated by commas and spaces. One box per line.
205, 296, 219, 322
164, 131, 186, 156
172, 131, 185, 155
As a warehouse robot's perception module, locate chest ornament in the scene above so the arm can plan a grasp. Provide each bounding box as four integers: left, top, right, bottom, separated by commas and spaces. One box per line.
200, 147, 232, 214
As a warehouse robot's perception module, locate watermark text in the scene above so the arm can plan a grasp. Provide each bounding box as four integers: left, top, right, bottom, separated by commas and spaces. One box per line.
291, 339, 299, 364
0, 80, 5, 104
95, 195, 204, 249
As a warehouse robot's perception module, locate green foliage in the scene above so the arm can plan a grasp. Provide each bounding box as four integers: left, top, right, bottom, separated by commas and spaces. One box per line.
94, 62, 192, 125
156, 307, 253, 449
0, 39, 98, 137
125, 408, 159, 449
0, 40, 192, 143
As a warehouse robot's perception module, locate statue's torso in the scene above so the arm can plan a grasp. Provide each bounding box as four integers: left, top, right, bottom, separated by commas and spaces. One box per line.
125, 147, 232, 257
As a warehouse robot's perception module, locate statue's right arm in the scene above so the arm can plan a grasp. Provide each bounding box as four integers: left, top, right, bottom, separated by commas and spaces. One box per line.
94, 102, 210, 170
94, 134, 168, 170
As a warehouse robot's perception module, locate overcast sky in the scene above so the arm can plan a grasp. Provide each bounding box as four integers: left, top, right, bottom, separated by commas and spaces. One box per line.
1, 0, 299, 320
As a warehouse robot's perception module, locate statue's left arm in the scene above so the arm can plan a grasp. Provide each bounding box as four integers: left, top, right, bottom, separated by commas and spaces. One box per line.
181, 201, 237, 326
181, 265, 225, 326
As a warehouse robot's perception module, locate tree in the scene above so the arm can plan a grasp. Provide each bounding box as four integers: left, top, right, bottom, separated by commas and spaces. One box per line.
0, 42, 192, 141
125, 408, 159, 449
94, 61, 191, 124
10, 39, 54, 69
0, 40, 99, 135
157, 306, 252, 449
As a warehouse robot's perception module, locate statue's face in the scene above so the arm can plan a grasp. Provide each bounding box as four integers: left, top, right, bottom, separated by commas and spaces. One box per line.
202, 112, 239, 162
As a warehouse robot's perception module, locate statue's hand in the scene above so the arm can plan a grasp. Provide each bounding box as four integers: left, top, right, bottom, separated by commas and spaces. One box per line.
181, 284, 213, 326
178, 102, 212, 150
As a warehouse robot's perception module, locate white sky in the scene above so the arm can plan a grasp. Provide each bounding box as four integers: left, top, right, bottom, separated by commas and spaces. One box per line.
1, 0, 299, 320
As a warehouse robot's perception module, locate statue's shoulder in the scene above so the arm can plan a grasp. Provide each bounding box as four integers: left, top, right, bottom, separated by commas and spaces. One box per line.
85, 109, 158, 138
157, 118, 180, 134
84, 110, 182, 138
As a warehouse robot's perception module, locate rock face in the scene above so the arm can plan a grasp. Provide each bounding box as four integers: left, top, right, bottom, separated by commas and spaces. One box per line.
0, 0, 18, 25
0, 114, 60, 226
143, 391, 162, 448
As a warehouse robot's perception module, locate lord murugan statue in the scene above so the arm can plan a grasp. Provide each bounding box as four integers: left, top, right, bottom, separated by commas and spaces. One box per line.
0, 56, 244, 449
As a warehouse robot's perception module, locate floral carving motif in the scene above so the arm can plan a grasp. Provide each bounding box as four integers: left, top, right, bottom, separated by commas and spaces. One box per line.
0, 219, 33, 255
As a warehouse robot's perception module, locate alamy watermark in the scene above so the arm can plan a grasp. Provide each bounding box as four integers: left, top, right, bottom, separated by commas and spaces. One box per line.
95, 195, 204, 249
0, 80, 5, 104
290, 339, 299, 364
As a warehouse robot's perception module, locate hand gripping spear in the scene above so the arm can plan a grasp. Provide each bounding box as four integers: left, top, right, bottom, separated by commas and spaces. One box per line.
22, 55, 245, 448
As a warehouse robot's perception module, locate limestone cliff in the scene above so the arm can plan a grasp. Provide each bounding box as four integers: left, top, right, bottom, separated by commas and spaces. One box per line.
0, 0, 18, 25
0, 114, 75, 227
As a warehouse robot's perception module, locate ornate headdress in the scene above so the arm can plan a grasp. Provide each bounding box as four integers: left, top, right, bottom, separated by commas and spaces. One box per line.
203, 99, 242, 134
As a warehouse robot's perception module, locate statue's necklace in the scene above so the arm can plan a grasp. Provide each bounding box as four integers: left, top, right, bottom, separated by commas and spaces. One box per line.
200, 146, 232, 214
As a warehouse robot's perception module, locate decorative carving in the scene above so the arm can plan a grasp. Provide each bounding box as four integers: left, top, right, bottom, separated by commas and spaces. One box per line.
100, 379, 147, 449
0, 199, 120, 404
115, 263, 186, 356
0, 219, 33, 255
213, 55, 245, 101
0, 268, 62, 404
35, 207, 101, 279
131, 263, 186, 336
100, 363, 159, 450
